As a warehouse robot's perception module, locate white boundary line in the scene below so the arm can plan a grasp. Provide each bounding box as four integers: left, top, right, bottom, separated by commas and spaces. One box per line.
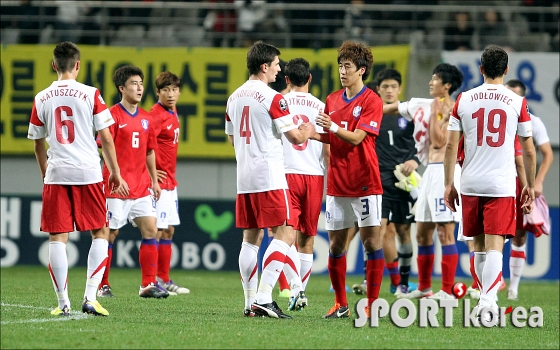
1, 302, 89, 324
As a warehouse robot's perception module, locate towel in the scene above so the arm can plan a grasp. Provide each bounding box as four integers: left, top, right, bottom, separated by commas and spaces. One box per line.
523, 194, 551, 237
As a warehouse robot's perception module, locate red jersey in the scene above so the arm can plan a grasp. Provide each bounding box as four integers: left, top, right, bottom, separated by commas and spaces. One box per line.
102, 103, 157, 199
151, 102, 180, 190
325, 86, 384, 197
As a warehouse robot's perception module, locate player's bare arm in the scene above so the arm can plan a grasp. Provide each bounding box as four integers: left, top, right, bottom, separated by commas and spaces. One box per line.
429, 98, 451, 150
382, 100, 399, 115
519, 135, 537, 213
146, 149, 161, 201
315, 111, 367, 146
535, 142, 554, 197
98, 127, 129, 196
284, 121, 316, 145
227, 134, 234, 147
443, 129, 462, 212
33, 138, 48, 181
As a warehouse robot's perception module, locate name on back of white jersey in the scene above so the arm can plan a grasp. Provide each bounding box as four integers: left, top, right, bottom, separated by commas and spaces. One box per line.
469, 91, 513, 105
39, 88, 88, 104
286, 97, 323, 112
228, 89, 265, 104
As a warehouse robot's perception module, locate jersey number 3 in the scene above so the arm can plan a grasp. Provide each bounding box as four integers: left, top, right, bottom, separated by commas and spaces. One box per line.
240, 106, 252, 144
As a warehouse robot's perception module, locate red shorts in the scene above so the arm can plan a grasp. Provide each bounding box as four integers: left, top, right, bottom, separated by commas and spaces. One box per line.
236, 189, 295, 229
41, 182, 108, 233
461, 194, 516, 238
515, 177, 524, 230
286, 173, 324, 236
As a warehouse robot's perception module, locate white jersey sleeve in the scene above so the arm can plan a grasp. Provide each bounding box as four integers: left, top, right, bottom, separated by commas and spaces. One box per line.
28, 80, 113, 185
225, 80, 292, 193
452, 84, 531, 197
282, 91, 326, 176
529, 114, 550, 146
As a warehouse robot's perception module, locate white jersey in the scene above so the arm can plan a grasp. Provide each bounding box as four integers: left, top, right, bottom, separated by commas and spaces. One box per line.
27, 79, 114, 185
225, 79, 296, 193
398, 98, 433, 165
448, 84, 532, 197
282, 91, 326, 176
530, 113, 550, 146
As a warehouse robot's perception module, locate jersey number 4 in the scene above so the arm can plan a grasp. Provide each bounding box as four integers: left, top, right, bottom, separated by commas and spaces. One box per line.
240, 106, 252, 144
472, 108, 506, 147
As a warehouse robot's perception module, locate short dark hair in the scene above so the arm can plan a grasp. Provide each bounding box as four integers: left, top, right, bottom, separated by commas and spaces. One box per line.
269, 59, 287, 92
481, 45, 508, 79
155, 71, 182, 90
337, 41, 373, 81
375, 68, 402, 87
365, 80, 380, 97
505, 79, 526, 96
433, 63, 463, 95
247, 41, 281, 76
285, 58, 311, 88
53, 41, 80, 73
113, 65, 144, 97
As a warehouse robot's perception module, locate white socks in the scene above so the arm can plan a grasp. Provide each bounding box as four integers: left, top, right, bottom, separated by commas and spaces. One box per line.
299, 252, 313, 290
256, 239, 289, 304
473, 252, 487, 290
239, 242, 259, 309
283, 245, 302, 297
509, 243, 526, 294
49, 241, 69, 309
84, 238, 108, 302
480, 250, 503, 308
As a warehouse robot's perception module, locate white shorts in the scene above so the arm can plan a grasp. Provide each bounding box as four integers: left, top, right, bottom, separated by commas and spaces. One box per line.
107, 195, 156, 229
325, 195, 382, 231
156, 188, 181, 229
415, 163, 462, 223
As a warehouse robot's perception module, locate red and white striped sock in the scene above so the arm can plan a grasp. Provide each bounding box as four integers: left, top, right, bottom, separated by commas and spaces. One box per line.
283, 245, 302, 297
239, 242, 259, 309
480, 250, 502, 307
299, 252, 313, 290
256, 239, 289, 304
84, 238, 108, 302
509, 243, 526, 293
48, 241, 70, 309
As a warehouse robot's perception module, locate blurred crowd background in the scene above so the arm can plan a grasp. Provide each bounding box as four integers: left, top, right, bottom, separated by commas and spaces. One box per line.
1, 0, 558, 52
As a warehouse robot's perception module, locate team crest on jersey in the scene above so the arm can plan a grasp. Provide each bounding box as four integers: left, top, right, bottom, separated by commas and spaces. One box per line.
398, 117, 408, 129
353, 106, 362, 118
279, 98, 288, 111
141, 119, 149, 130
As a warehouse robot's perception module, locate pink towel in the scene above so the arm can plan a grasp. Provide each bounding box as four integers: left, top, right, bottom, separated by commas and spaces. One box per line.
523, 195, 551, 237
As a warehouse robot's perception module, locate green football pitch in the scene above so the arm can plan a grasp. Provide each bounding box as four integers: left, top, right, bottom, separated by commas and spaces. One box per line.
1, 266, 558, 349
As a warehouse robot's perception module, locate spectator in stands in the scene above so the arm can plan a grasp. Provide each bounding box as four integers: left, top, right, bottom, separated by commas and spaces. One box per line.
478, 9, 512, 50
444, 12, 474, 51
343, 0, 373, 46
17, 0, 40, 44
54, 0, 85, 43
203, 0, 237, 47
234, 0, 267, 47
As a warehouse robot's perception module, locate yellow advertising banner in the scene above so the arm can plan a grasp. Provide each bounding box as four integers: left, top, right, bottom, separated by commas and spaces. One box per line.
0, 45, 409, 158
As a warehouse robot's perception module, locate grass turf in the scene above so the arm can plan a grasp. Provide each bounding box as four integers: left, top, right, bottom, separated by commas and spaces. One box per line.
1, 266, 558, 349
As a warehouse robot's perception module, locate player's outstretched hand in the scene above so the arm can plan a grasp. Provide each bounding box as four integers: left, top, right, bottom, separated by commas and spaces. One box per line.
152, 182, 161, 202
444, 184, 459, 212
109, 174, 129, 197
521, 186, 535, 214
156, 170, 167, 183
315, 112, 332, 130
299, 122, 316, 139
